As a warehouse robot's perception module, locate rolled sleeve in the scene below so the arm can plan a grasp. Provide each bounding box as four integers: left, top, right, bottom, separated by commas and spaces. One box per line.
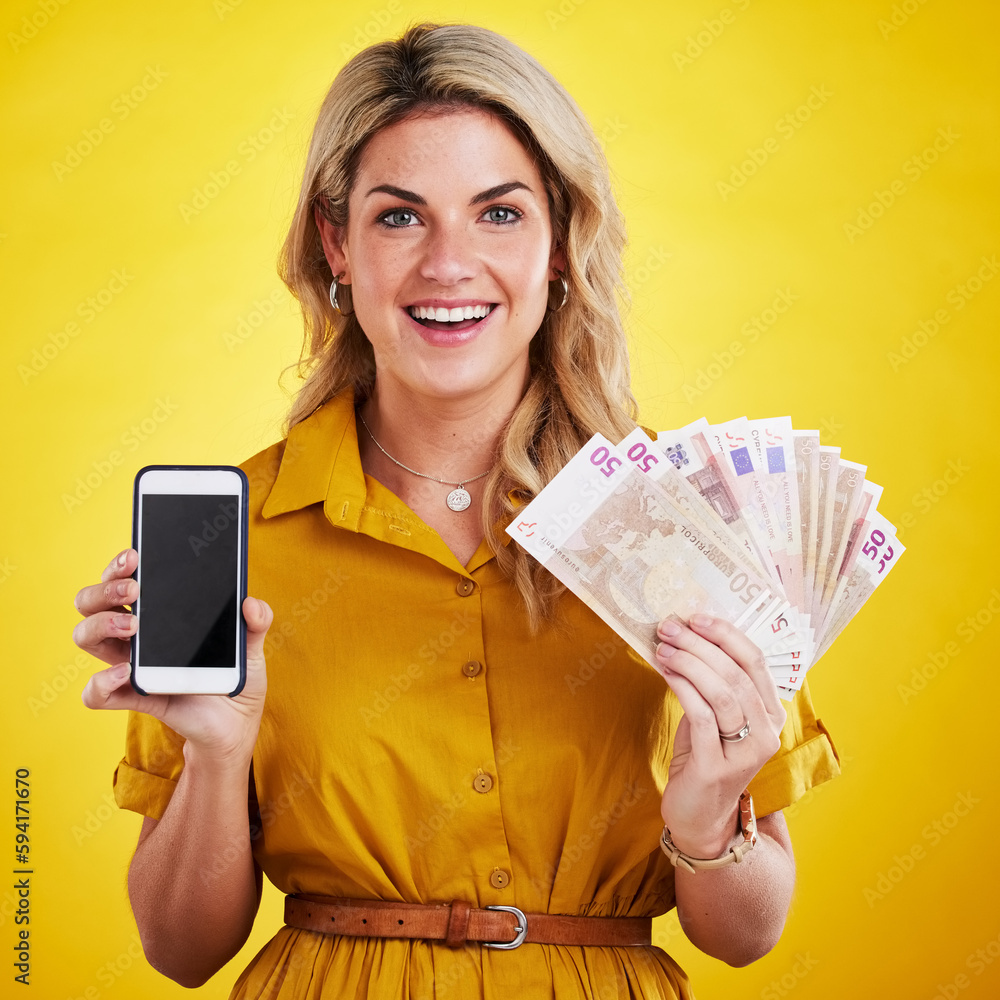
112, 711, 186, 821
748, 679, 841, 817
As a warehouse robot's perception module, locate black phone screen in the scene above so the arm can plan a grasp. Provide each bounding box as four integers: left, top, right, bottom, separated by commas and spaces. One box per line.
138, 494, 240, 667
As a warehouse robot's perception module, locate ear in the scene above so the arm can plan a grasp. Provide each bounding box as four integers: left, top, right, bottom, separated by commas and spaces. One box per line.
314, 203, 352, 284
548, 242, 567, 281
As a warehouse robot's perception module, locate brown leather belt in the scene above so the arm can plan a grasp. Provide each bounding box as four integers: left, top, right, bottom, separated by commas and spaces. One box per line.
284, 895, 652, 950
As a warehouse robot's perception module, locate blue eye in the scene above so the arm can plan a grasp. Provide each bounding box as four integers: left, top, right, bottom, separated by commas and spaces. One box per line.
379, 209, 418, 228
484, 206, 521, 224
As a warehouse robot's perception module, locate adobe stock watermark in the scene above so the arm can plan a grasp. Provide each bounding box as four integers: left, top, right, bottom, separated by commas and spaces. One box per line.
223, 288, 284, 351
597, 115, 628, 147
51, 66, 169, 181
214, 0, 246, 19
878, 0, 933, 40
179, 107, 294, 223
7, 0, 73, 54
652, 912, 684, 951
843, 127, 960, 243
0, 557, 16, 587
71, 791, 119, 846
62, 396, 180, 513
339, 1, 403, 59
200, 768, 317, 889
672, 0, 751, 72
862, 790, 979, 907
403, 737, 520, 851
64, 933, 146, 1000
932, 926, 1000, 1000
564, 635, 625, 694
545, 0, 590, 30
895, 457, 970, 534
71, 741, 183, 849
781, 755, 856, 822
359, 609, 475, 727
242, 433, 307, 504
188, 500, 239, 556
28, 650, 90, 717
717, 85, 833, 200
17, 268, 135, 385
630, 246, 671, 290
679, 288, 798, 402
816, 416, 845, 442
760, 952, 820, 1000
887, 255, 997, 371
897, 588, 1000, 705
528, 782, 648, 894
263, 564, 351, 657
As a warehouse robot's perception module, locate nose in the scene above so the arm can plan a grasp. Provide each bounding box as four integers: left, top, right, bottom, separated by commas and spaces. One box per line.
418, 217, 478, 286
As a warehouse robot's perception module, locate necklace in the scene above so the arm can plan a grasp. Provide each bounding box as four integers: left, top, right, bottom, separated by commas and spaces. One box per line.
357, 409, 492, 512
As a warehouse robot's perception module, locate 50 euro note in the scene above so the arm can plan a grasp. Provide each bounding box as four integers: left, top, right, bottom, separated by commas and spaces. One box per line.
646, 423, 810, 691
618, 427, 801, 659
704, 417, 810, 660
815, 479, 883, 636
812, 458, 868, 626
656, 419, 776, 581
506, 433, 789, 671
793, 430, 821, 620
813, 509, 904, 665
704, 416, 785, 590
745, 417, 805, 612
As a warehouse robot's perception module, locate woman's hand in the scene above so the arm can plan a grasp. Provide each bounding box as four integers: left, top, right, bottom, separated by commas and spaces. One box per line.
74, 548, 272, 766
655, 614, 786, 859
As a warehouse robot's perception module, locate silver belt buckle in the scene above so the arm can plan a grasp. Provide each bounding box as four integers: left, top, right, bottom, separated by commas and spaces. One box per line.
483, 904, 527, 949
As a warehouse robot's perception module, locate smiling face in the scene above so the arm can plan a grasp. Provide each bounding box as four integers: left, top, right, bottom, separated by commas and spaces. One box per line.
316, 107, 564, 409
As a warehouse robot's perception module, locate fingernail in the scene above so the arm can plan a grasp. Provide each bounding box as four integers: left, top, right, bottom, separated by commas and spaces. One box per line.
690, 614, 713, 627
117, 551, 128, 567
116, 580, 130, 598
113, 664, 131, 681
656, 642, 675, 659
113, 614, 135, 630
659, 621, 681, 638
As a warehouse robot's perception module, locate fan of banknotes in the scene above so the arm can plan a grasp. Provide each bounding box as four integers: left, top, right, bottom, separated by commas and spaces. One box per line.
506, 417, 904, 699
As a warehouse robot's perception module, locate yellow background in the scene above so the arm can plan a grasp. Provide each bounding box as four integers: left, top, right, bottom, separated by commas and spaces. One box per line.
2, 0, 998, 997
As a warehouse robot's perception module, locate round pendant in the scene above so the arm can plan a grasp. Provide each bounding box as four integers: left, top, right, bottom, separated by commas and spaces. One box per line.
446, 487, 472, 512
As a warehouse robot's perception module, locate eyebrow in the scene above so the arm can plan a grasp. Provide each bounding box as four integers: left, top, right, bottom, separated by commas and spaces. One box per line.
364, 180, 533, 206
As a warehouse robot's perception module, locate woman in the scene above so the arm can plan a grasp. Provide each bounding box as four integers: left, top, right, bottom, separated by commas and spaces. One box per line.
73, 23, 838, 999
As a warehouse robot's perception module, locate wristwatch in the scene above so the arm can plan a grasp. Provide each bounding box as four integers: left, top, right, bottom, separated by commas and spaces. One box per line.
659, 790, 757, 875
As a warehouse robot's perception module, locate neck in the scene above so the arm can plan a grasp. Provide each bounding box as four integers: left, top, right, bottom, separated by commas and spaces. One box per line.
358, 380, 518, 485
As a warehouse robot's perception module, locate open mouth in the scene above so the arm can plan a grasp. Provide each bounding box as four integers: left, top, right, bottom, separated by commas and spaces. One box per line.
407, 304, 496, 332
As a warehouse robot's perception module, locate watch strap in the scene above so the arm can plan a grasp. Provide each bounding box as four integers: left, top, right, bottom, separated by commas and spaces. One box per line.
659, 790, 757, 875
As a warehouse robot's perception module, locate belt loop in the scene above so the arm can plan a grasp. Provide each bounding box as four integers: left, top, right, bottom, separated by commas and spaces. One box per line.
445, 899, 472, 948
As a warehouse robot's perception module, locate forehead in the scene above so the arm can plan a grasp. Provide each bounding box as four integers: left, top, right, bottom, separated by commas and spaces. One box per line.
352, 107, 543, 191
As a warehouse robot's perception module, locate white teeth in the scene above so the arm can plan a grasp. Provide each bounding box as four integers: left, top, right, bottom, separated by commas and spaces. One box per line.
408, 304, 493, 322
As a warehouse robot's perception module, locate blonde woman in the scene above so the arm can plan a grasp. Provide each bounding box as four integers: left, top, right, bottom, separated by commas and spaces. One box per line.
74, 23, 839, 999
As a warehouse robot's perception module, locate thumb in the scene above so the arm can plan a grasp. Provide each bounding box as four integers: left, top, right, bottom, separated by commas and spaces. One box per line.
243, 596, 273, 667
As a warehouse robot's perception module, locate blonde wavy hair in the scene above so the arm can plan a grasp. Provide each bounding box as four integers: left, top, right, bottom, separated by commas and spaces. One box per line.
279, 22, 637, 625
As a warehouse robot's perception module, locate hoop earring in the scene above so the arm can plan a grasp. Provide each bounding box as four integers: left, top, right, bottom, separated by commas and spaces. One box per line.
548, 271, 568, 312
330, 273, 354, 315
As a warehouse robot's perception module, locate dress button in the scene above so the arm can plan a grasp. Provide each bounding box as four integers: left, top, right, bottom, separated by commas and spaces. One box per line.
462, 660, 483, 678
489, 869, 510, 889
456, 577, 475, 597
473, 773, 493, 794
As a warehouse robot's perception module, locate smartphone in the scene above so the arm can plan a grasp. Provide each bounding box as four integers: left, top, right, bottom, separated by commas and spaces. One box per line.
131, 465, 249, 696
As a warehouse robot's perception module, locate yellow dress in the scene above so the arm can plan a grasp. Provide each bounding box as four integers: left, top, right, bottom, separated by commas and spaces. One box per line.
113, 389, 840, 999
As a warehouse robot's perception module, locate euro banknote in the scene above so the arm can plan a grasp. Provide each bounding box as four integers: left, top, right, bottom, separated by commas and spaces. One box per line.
507, 419, 904, 700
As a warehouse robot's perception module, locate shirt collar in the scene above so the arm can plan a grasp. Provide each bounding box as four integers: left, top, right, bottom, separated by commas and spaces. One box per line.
261, 387, 367, 531
260, 388, 504, 572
